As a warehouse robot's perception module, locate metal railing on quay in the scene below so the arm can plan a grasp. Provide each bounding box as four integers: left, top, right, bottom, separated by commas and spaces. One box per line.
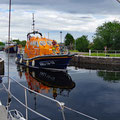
89, 50, 120, 57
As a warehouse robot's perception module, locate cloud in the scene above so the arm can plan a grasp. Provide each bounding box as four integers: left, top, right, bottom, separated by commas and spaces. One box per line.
0, 0, 120, 14
0, 0, 120, 42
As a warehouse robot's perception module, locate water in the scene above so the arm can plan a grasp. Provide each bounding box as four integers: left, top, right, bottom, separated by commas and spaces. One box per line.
0, 51, 120, 120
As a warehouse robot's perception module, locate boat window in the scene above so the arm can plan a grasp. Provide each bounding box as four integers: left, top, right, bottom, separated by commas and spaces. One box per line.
47, 41, 52, 46
33, 41, 35, 46
37, 42, 39, 47
40, 41, 46, 46
35, 41, 37, 46
30, 41, 33, 45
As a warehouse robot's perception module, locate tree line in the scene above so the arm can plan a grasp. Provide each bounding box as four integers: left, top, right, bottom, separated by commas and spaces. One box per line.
64, 21, 120, 51
12, 39, 26, 47
0, 42, 5, 46
0, 39, 26, 47
0, 21, 120, 51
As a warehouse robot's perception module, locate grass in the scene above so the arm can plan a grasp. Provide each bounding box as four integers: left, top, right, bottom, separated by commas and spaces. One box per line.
69, 50, 79, 52
84, 53, 120, 57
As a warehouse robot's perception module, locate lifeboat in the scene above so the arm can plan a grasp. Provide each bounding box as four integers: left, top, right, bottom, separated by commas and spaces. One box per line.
15, 30, 75, 70
15, 14, 75, 71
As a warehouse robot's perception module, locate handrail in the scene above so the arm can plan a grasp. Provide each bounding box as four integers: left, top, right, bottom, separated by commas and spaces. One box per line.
7, 76, 61, 105
2, 83, 51, 120
1, 76, 98, 120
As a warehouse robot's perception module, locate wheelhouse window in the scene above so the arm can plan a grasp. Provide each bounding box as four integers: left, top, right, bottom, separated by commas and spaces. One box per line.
36, 41, 39, 47
32, 41, 35, 46
47, 41, 52, 46
30, 41, 33, 45
40, 41, 46, 46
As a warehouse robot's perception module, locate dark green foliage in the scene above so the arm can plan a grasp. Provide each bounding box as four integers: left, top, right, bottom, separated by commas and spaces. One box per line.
13, 39, 26, 47
13, 39, 21, 44
64, 33, 75, 50
76, 35, 89, 52
93, 37, 104, 50
20, 40, 26, 47
88, 42, 94, 50
93, 21, 120, 50
0, 42, 5, 46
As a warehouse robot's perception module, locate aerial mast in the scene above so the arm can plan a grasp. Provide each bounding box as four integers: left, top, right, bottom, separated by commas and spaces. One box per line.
32, 13, 35, 32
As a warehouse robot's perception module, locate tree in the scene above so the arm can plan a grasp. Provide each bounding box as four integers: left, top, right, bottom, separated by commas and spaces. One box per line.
12, 39, 21, 44
92, 37, 104, 50
64, 33, 75, 50
0, 42, 5, 46
20, 40, 26, 47
76, 35, 89, 52
12, 39, 26, 47
93, 21, 120, 50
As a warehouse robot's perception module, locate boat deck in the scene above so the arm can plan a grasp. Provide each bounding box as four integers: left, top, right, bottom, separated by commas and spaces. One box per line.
0, 105, 7, 120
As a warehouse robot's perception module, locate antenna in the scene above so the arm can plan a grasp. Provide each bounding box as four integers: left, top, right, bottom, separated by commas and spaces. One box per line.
32, 13, 35, 32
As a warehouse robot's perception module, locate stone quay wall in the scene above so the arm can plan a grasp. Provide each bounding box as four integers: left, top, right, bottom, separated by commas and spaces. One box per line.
70, 55, 120, 70
0, 58, 4, 75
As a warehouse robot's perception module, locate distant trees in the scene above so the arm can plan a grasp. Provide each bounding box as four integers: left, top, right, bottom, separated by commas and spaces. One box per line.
20, 40, 26, 47
13, 39, 21, 44
0, 42, 5, 46
92, 37, 104, 50
64, 33, 75, 50
64, 33, 89, 51
93, 21, 120, 50
13, 39, 26, 47
76, 35, 89, 52
64, 21, 120, 51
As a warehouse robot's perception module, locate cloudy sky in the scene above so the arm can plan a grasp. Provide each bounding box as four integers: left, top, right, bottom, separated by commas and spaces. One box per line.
0, 0, 120, 42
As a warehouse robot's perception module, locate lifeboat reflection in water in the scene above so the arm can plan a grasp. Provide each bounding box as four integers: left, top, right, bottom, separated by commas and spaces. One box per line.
17, 66, 75, 99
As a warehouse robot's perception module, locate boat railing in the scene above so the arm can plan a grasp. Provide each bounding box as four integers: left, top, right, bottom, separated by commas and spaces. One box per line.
17, 48, 40, 58
0, 75, 98, 120
2, 76, 61, 120
59, 46, 69, 55
17, 46, 69, 57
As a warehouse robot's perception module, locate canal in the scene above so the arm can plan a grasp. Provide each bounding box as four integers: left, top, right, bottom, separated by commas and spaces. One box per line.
0, 51, 120, 120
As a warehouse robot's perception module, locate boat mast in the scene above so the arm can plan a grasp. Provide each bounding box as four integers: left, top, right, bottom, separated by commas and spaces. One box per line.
7, 0, 12, 111
32, 13, 35, 32
8, 0, 11, 90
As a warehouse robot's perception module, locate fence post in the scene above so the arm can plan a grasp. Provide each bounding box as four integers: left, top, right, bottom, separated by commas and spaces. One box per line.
105, 51, 106, 57
89, 49, 91, 56
115, 51, 116, 57
97, 50, 98, 57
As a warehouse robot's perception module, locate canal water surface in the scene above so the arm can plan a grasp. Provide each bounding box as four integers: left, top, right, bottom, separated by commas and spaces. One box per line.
0, 51, 120, 120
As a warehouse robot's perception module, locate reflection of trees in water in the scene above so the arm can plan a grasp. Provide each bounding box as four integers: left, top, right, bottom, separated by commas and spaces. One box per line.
97, 71, 120, 82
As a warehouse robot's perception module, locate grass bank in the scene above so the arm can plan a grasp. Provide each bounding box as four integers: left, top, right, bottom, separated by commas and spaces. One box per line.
83, 53, 120, 57
70, 50, 120, 57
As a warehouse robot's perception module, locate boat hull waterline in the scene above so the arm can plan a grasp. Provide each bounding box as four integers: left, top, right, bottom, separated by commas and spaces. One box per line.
16, 54, 74, 70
